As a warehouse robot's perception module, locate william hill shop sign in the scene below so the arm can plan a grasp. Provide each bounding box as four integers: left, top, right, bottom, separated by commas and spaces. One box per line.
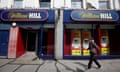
71, 10, 119, 22
1, 10, 48, 21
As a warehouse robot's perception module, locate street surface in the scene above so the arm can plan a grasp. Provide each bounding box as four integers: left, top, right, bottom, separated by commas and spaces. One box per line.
0, 58, 120, 72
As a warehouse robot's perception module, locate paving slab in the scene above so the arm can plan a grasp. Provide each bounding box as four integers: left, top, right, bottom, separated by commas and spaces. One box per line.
0, 59, 14, 67
0, 59, 120, 72
38, 60, 57, 72
15, 65, 39, 72
0, 64, 20, 72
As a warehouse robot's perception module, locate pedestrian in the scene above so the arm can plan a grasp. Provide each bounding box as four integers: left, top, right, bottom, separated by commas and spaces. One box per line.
87, 38, 101, 69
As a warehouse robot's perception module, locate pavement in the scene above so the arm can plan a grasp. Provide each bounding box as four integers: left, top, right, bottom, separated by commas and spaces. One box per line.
12, 52, 41, 64
0, 58, 120, 72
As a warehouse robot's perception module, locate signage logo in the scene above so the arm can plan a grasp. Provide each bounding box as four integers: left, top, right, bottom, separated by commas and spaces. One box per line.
71, 10, 119, 22
29, 13, 42, 18
80, 12, 112, 19
9, 13, 42, 19
1, 10, 49, 21
9, 13, 28, 18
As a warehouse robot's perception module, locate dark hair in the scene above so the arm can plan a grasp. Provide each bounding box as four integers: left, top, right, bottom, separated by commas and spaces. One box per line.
89, 38, 94, 40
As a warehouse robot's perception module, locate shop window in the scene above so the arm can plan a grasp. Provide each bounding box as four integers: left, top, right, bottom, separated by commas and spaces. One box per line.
41, 28, 54, 56
13, 0, 23, 8
101, 36, 108, 47
71, 0, 83, 8
64, 29, 92, 56
39, 0, 50, 8
99, 0, 110, 9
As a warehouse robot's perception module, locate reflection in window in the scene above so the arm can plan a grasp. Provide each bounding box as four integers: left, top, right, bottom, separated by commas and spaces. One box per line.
14, 0, 23, 8
84, 39, 89, 44
83, 39, 89, 49
39, 0, 50, 8
71, 0, 83, 8
72, 38, 81, 49
101, 36, 108, 47
99, 0, 110, 9
41, 29, 54, 56
74, 39, 79, 43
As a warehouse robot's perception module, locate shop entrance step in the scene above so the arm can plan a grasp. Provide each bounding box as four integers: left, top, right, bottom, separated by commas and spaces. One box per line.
10, 52, 42, 64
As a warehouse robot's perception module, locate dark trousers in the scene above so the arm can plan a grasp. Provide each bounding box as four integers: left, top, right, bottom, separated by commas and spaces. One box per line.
88, 53, 101, 69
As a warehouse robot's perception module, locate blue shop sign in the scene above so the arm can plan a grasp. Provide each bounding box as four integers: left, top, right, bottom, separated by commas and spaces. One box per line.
1, 10, 48, 21
71, 10, 119, 22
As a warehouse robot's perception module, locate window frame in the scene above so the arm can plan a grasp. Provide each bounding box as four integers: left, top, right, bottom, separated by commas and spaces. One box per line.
13, 0, 23, 8
99, 0, 110, 9
71, 0, 83, 9
39, 0, 51, 8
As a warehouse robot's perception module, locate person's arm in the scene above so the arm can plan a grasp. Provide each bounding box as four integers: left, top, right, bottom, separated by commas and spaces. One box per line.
94, 43, 100, 54
87, 43, 90, 50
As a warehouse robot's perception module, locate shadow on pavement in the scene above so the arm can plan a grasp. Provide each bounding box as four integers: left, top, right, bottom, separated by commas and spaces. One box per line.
35, 60, 46, 72
54, 60, 85, 72
74, 62, 98, 69
74, 62, 88, 70
55, 62, 61, 72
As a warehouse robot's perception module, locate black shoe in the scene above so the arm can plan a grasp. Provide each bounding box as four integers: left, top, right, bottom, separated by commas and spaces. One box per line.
98, 66, 101, 69
87, 67, 91, 69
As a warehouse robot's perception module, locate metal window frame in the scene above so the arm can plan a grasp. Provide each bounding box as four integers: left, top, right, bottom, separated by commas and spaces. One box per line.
13, 0, 23, 8
71, 0, 83, 9
39, 0, 51, 8
99, 0, 110, 9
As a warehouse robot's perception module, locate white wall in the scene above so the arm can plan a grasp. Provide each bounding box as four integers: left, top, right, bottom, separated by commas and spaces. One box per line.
110, 0, 114, 9
54, 0, 64, 8
9, 0, 14, 8
114, 0, 120, 9
0, 0, 64, 9
0, 0, 119, 9
0, 0, 8, 8
0, 0, 14, 8
23, 0, 39, 8
65, 0, 71, 8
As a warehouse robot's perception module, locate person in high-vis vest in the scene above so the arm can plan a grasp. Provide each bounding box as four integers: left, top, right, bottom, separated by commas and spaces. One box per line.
87, 38, 101, 69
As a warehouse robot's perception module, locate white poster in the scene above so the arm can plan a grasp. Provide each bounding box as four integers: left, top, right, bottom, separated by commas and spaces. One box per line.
87, 0, 99, 9
23, 0, 39, 8
72, 38, 81, 48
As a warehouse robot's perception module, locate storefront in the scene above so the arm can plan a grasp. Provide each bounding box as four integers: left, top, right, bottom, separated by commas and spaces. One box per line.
1, 9, 120, 60
63, 10, 120, 59
0, 9, 55, 59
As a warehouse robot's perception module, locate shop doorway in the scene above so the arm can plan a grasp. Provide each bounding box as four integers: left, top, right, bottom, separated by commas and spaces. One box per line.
8, 26, 55, 59
14, 28, 40, 61
26, 30, 39, 53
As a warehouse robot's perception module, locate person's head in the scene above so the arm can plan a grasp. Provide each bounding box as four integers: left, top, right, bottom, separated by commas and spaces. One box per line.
89, 38, 94, 43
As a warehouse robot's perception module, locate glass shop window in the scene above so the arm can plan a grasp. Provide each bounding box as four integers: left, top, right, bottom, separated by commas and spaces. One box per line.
99, 0, 110, 9
39, 0, 50, 8
13, 0, 23, 8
